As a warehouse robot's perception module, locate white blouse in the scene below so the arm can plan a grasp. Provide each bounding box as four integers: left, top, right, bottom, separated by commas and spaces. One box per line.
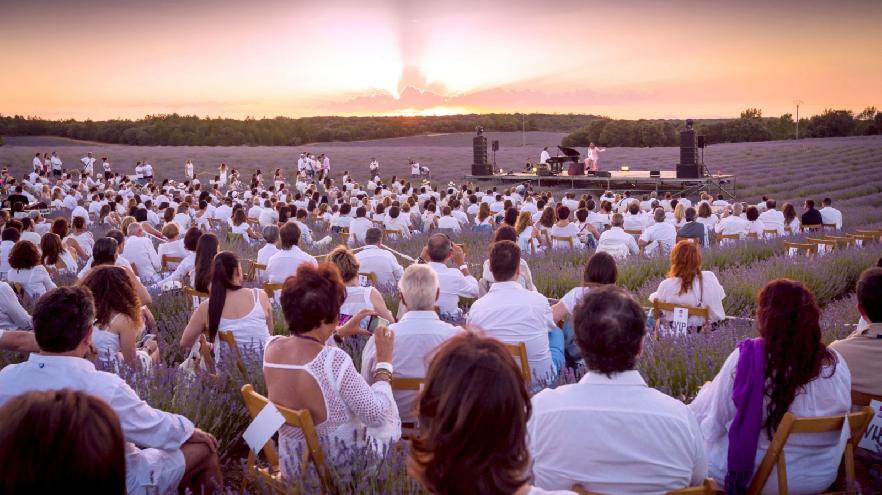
689, 348, 851, 494
648, 271, 726, 326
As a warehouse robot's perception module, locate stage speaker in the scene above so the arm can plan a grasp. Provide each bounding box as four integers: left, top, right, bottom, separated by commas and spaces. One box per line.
680, 129, 698, 165
596, 171, 611, 178
676, 164, 701, 179
471, 163, 493, 175
650, 170, 661, 177
473, 135, 488, 165
697, 135, 706, 149
491, 140, 500, 152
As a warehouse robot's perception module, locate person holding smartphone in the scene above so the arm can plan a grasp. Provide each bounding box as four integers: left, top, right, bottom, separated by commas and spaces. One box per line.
327, 246, 396, 328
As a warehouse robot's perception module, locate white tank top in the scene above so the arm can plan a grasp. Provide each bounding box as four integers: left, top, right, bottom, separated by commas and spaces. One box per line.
215, 288, 270, 362
340, 286, 373, 327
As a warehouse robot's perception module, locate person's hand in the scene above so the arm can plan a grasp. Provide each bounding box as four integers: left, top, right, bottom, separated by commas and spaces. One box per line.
338, 308, 375, 337
374, 326, 395, 363
451, 243, 466, 266
419, 246, 429, 263
188, 428, 219, 454
142, 335, 159, 354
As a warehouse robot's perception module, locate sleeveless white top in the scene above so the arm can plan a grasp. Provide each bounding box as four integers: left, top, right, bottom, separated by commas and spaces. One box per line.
215, 288, 270, 362
91, 314, 145, 364
340, 286, 372, 328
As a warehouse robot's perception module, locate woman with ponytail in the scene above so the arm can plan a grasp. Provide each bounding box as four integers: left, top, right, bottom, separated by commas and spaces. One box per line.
180, 251, 274, 363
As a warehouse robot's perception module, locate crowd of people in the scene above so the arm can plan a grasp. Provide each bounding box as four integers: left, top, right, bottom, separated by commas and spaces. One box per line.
0, 155, 877, 494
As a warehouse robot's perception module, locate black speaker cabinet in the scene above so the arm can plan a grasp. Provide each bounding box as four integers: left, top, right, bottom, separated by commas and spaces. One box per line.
471, 163, 493, 176
649, 170, 661, 177
473, 136, 488, 166
676, 164, 701, 179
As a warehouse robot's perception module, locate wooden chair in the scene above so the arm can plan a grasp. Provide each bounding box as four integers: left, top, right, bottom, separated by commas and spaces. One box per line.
550, 235, 575, 250
504, 341, 531, 383
10, 281, 25, 298
763, 228, 779, 238
391, 377, 425, 434
572, 478, 721, 495
716, 233, 740, 245
851, 389, 882, 407
822, 235, 855, 248
801, 224, 823, 232
676, 236, 697, 244
160, 255, 183, 273
383, 229, 402, 238
263, 283, 284, 300
745, 232, 759, 240
805, 237, 838, 253
217, 330, 248, 379
651, 300, 710, 329
855, 229, 882, 238
783, 241, 818, 256
245, 260, 267, 281
195, 334, 216, 375
358, 272, 378, 286
184, 287, 209, 309
822, 223, 838, 231
745, 408, 874, 495
624, 229, 642, 236
845, 233, 875, 245
240, 384, 331, 493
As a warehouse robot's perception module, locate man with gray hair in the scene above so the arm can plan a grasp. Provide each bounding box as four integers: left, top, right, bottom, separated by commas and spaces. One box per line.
355, 228, 404, 289
255, 225, 280, 282
122, 221, 161, 283
639, 207, 678, 256
360, 264, 461, 425
596, 213, 639, 259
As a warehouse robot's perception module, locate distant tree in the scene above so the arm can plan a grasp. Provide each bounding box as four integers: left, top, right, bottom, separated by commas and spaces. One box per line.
806, 109, 856, 138
856, 106, 878, 120
740, 108, 763, 119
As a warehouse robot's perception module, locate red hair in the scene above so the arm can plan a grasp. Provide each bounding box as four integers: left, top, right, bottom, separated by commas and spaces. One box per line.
668, 240, 702, 295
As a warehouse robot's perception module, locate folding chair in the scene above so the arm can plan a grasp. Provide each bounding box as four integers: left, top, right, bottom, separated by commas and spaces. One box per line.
676, 236, 696, 244
391, 377, 425, 436
624, 229, 643, 236
822, 223, 838, 231
763, 228, 779, 238
716, 233, 740, 246
246, 260, 267, 281
651, 300, 710, 329
805, 237, 838, 253
160, 255, 183, 273
217, 330, 248, 379
383, 229, 402, 239
550, 235, 575, 250
184, 287, 209, 309
504, 341, 531, 383
822, 235, 854, 248
263, 282, 284, 300
240, 384, 331, 493
801, 224, 823, 233
783, 241, 818, 257
195, 334, 217, 376
572, 478, 721, 495
358, 272, 378, 286
745, 408, 874, 495
745, 232, 759, 240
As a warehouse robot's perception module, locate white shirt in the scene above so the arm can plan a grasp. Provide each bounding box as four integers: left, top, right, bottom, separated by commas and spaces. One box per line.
0, 240, 14, 275
258, 207, 278, 227
355, 246, 404, 290
622, 213, 646, 232
158, 238, 187, 262
7, 266, 56, 298
0, 281, 31, 329
757, 209, 785, 236
689, 348, 851, 494
819, 206, 842, 230
640, 222, 678, 257
436, 215, 461, 233
426, 261, 479, 316
540, 150, 551, 164
360, 310, 460, 424
467, 281, 556, 382
529, 371, 707, 493
558, 286, 592, 316
122, 235, 162, 283
597, 227, 639, 257
649, 271, 726, 326
0, 354, 194, 494
714, 215, 749, 236
266, 246, 317, 285
348, 217, 373, 245
256, 243, 279, 278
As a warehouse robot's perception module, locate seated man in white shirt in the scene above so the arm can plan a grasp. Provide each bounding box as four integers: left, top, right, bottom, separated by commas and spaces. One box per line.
711, 194, 729, 207
819, 197, 842, 230
436, 206, 462, 234
122, 222, 162, 283
528, 285, 707, 492
255, 225, 280, 282
0, 287, 222, 494
419, 233, 479, 317
596, 213, 640, 259
266, 223, 317, 298
348, 206, 373, 246
639, 208, 678, 257
467, 240, 563, 383
714, 203, 749, 239
360, 264, 460, 424
757, 199, 785, 236
355, 228, 404, 290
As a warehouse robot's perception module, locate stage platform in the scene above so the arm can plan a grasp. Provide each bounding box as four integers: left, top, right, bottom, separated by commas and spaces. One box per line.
463, 170, 737, 199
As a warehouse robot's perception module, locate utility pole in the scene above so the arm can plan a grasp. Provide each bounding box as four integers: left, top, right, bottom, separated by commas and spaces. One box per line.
522, 113, 526, 147
793, 99, 803, 140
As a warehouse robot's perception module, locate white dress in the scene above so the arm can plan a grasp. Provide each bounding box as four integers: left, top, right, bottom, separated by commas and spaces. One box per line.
215, 289, 270, 363
263, 339, 400, 478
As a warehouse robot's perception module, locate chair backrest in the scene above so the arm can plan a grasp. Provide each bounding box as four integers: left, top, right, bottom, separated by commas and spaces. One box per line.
239, 384, 330, 491
184, 287, 209, 309
851, 389, 882, 407
550, 235, 574, 249
746, 407, 874, 495
504, 342, 531, 383
763, 229, 778, 236
822, 223, 838, 230
10, 281, 25, 297
805, 237, 837, 252
676, 236, 695, 244
391, 377, 425, 391
801, 223, 823, 232
263, 282, 284, 299
652, 299, 710, 327
624, 229, 642, 235
383, 229, 402, 238
718, 233, 740, 241
217, 330, 248, 378
160, 255, 183, 272
745, 232, 759, 240
783, 241, 818, 256
197, 334, 216, 375
245, 260, 267, 281
358, 272, 378, 286
822, 235, 854, 247
855, 229, 882, 238
571, 479, 720, 495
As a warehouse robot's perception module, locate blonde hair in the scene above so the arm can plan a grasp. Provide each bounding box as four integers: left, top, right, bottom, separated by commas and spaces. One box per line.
514, 211, 533, 235
673, 203, 686, 223
327, 245, 360, 283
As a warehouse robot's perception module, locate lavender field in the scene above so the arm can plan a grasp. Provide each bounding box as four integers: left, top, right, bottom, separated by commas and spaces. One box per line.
2, 133, 881, 492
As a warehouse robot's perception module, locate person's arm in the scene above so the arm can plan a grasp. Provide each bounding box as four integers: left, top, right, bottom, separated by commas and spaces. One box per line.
38, 266, 57, 292
180, 302, 208, 349
336, 330, 397, 428
63, 237, 87, 260
146, 239, 161, 271
688, 349, 739, 447
369, 288, 396, 323
0, 330, 39, 352
109, 379, 195, 450
1, 284, 31, 329
627, 235, 640, 255
113, 315, 141, 369
258, 289, 275, 335
551, 301, 568, 324
127, 268, 152, 304
521, 261, 537, 291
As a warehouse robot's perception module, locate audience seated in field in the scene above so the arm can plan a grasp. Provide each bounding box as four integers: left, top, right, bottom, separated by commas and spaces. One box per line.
0, 287, 222, 494
468, 240, 563, 383
801, 199, 823, 227
0, 389, 126, 493
327, 245, 396, 325
830, 267, 882, 396
530, 285, 707, 493
649, 240, 726, 329
596, 213, 639, 260
410, 332, 575, 495
758, 200, 785, 236
419, 233, 479, 317
263, 263, 399, 477
354, 228, 405, 289
639, 207, 677, 257
181, 251, 273, 363
480, 226, 537, 295
689, 279, 851, 494
6, 240, 55, 298
361, 264, 461, 425
820, 197, 843, 230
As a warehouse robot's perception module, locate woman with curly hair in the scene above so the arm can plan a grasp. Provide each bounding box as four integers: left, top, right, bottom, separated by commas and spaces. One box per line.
689, 279, 850, 494
78, 265, 159, 369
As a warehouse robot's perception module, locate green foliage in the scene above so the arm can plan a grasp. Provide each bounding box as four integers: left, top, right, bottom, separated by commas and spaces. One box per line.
805, 109, 857, 138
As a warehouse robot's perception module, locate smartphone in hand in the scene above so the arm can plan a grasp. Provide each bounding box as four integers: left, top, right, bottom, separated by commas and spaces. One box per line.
367, 315, 390, 333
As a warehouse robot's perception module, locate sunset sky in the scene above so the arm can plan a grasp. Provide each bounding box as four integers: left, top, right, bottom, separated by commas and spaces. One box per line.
2, 0, 880, 121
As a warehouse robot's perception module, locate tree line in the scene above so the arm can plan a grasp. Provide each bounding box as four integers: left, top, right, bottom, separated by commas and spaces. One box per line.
561, 107, 882, 148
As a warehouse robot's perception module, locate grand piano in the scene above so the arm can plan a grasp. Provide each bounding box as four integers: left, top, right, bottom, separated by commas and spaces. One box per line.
546, 146, 583, 176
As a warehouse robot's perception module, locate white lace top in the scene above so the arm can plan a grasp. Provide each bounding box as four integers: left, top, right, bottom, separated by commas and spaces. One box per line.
263, 337, 399, 477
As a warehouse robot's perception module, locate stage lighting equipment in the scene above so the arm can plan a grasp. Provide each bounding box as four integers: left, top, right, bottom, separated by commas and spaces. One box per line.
620, 165, 630, 172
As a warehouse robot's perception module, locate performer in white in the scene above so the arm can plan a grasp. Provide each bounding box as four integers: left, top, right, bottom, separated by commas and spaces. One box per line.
101, 157, 112, 180
32, 153, 44, 173
185, 160, 194, 180
143, 161, 154, 182
297, 153, 306, 175
369, 158, 379, 176
586, 142, 606, 172
540, 147, 551, 165
81, 153, 95, 177
410, 159, 420, 178
50, 152, 63, 176
218, 163, 228, 186
321, 154, 331, 180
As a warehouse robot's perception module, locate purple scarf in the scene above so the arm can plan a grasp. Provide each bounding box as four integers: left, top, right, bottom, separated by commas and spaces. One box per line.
726, 338, 766, 494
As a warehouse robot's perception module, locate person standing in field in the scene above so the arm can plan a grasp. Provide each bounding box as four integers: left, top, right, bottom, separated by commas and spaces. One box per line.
80, 152, 95, 177
50, 152, 63, 177
185, 160, 194, 180
101, 157, 112, 180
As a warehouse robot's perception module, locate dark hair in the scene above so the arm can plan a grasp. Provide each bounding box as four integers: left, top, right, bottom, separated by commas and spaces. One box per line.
426, 234, 451, 262
207, 252, 242, 341
32, 286, 96, 353
51, 218, 69, 238
9, 240, 41, 270
40, 233, 63, 266
573, 285, 646, 377
684, 207, 697, 222
493, 225, 518, 243
279, 222, 301, 250
805, 199, 815, 209
746, 206, 759, 222
556, 205, 571, 221
183, 226, 202, 251
193, 233, 219, 293
858, 267, 882, 322
489, 240, 520, 282
91, 238, 118, 267
72, 216, 86, 230
105, 230, 125, 250
2, 227, 20, 243
503, 207, 518, 227
782, 203, 797, 224
756, 279, 836, 439
280, 263, 345, 334
79, 266, 141, 329
583, 252, 618, 285
409, 332, 531, 495
0, 389, 126, 494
